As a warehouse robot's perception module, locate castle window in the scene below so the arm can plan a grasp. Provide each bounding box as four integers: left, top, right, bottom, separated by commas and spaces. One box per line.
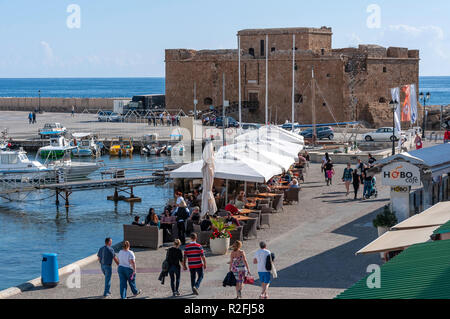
323, 102, 327, 107
326, 73, 331, 78
204, 97, 213, 106
249, 48, 255, 56
321, 48, 325, 55
383, 67, 387, 73
271, 47, 275, 52
379, 97, 387, 103
295, 94, 303, 103
260, 40, 265, 57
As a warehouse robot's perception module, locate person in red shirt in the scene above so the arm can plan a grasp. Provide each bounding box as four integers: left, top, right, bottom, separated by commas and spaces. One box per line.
183, 233, 206, 295
414, 133, 423, 150
444, 128, 450, 144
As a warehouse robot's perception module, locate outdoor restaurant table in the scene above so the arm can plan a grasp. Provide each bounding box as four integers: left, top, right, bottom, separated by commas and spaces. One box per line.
257, 193, 278, 198
239, 209, 260, 215
245, 203, 257, 209
272, 185, 289, 190
246, 197, 264, 202
235, 216, 257, 222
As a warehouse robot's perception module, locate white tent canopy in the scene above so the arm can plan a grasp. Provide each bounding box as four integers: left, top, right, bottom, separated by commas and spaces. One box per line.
170, 157, 281, 183
217, 143, 295, 171
356, 226, 438, 255
236, 125, 305, 146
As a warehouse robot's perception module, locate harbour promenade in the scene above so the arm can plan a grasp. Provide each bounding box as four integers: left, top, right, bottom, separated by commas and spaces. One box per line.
8, 163, 388, 299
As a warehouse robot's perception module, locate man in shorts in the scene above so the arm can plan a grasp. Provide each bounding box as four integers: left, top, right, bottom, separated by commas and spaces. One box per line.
253, 241, 272, 299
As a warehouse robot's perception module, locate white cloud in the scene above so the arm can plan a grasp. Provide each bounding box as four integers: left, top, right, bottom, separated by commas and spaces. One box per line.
40, 41, 56, 65
388, 24, 444, 41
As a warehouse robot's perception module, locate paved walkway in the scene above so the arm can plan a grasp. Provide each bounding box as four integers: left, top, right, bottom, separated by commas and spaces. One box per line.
10, 163, 389, 299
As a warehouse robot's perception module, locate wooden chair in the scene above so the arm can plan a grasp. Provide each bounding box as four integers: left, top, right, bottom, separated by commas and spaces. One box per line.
272, 194, 284, 213
249, 212, 261, 229
198, 231, 212, 247
285, 188, 300, 204
260, 213, 271, 229
243, 218, 258, 240
230, 226, 244, 246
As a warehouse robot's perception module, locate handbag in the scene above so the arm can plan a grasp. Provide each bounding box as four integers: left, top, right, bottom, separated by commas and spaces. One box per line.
244, 275, 255, 284
267, 253, 277, 279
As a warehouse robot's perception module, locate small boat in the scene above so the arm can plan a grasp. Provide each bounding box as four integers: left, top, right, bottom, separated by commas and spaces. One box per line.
142, 144, 167, 156
39, 123, 67, 139
39, 136, 76, 160
109, 137, 134, 157
167, 144, 184, 156
46, 148, 102, 180
0, 148, 51, 181
70, 133, 102, 157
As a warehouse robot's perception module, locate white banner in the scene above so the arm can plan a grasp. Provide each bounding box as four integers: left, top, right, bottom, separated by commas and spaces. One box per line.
391, 87, 401, 131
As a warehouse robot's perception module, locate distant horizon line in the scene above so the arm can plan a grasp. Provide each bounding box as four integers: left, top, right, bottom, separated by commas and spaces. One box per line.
0, 75, 448, 79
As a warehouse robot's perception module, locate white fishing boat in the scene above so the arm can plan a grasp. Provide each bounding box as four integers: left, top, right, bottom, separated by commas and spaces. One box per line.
46, 148, 102, 180
70, 133, 102, 157
38, 136, 76, 160
0, 149, 51, 181
39, 123, 67, 139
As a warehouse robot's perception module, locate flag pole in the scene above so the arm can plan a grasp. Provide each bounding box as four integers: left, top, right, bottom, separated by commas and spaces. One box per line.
238, 35, 242, 127
265, 34, 269, 126
292, 34, 296, 130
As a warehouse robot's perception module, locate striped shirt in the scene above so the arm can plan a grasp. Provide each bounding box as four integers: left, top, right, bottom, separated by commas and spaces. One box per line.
184, 241, 204, 269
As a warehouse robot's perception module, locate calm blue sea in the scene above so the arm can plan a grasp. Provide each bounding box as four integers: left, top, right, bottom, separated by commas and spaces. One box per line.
0, 78, 165, 98
0, 155, 173, 291
0, 77, 448, 105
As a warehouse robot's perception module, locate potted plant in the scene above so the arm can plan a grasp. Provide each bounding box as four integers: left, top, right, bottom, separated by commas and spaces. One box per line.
209, 217, 236, 255
373, 205, 398, 237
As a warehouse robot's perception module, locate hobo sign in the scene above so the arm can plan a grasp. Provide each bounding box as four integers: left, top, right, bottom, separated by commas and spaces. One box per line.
382, 162, 421, 186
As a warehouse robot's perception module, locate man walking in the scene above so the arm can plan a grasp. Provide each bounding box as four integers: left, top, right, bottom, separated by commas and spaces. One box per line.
97, 237, 119, 298
183, 233, 206, 296
253, 241, 272, 299
32, 111, 36, 124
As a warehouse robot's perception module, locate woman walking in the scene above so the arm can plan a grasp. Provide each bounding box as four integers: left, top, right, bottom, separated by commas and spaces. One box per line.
229, 241, 251, 299
324, 159, 335, 186
342, 163, 353, 196
352, 170, 360, 200
117, 241, 141, 299
167, 239, 183, 296
321, 153, 331, 182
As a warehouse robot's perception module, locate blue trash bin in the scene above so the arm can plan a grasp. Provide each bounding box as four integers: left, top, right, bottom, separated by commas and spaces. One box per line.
41, 253, 59, 288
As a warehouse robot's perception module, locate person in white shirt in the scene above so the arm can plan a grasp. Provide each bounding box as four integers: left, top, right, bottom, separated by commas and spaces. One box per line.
117, 241, 141, 299
253, 241, 272, 299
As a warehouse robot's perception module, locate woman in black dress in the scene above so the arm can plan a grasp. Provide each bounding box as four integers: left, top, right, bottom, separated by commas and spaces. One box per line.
166, 239, 183, 296
352, 170, 360, 200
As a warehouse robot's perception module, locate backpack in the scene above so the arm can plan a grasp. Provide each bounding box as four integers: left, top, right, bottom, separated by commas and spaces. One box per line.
265, 252, 275, 271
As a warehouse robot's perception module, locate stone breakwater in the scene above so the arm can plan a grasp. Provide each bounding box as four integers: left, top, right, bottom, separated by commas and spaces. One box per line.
0, 97, 130, 113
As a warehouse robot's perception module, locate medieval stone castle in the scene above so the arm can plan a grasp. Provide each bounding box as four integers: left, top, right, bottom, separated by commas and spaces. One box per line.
165, 27, 420, 127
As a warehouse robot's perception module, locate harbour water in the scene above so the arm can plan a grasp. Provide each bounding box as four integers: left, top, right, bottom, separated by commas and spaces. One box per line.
0, 77, 449, 105
0, 154, 173, 291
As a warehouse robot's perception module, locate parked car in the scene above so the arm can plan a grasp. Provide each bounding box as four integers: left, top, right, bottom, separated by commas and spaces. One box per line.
281, 123, 299, 131
98, 111, 122, 122
214, 116, 240, 128
363, 127, 403, 142
242, 123, 261, 130
300, 126, 334, 140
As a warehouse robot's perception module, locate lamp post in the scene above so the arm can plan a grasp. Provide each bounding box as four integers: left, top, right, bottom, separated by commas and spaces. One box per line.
419, 92, 430, 139
38, 90, 41, 113
390, 99, 399, 156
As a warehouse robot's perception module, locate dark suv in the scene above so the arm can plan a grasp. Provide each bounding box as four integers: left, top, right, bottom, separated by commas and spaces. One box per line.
214, 116, 240, 128
300, 126, 334, 140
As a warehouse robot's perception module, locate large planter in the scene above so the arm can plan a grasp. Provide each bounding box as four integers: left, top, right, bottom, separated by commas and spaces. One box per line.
210, 237, 230, 255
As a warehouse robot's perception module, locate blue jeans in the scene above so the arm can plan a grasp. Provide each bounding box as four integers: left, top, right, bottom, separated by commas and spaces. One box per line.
101, 264, 112, 296
190, 267, 204, 290
117, 266, 138, 299
169, 265, 181, 293
363, 180, 371, 198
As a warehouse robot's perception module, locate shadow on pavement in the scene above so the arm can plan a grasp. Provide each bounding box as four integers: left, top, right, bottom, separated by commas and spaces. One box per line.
269, 207, 384, 290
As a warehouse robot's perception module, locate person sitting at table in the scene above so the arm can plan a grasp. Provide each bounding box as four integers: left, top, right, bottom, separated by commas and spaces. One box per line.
234, 195, 246, 209
200, 214, 213, 231
160, 209, 176, 242
258, 183, 272, 193
225, 212, 241, 227
225, 202, 240, 215
132, 216, 144, 227
289, 179, 300, 189
145, 208, 160, 228
238, 191, 247, 203
186, 207, 201, 235
282, 171, 292, 183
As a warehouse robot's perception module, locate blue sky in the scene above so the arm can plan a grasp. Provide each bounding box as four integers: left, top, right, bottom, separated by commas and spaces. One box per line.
1, 0, 449, 77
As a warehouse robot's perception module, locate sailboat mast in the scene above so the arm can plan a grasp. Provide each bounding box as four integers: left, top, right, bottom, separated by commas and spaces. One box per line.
292, 34, 296, 129
312, 66, 316, 143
